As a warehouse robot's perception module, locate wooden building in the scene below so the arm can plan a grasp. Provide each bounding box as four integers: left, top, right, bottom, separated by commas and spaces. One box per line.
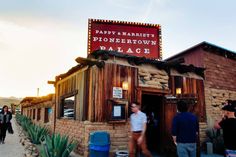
53, 50, 205, 156
20, 94, 55, 132
166, 41, 236, 131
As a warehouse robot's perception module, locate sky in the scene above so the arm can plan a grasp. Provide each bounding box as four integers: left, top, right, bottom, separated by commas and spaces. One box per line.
0, 0, 236, 98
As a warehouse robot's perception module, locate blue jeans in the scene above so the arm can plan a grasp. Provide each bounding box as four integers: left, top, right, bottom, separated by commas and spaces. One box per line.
177, 143, 196, 157
225, 149, 236, 157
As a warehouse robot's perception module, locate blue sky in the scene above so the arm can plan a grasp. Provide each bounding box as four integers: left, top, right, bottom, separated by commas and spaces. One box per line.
0, 0, 236, 97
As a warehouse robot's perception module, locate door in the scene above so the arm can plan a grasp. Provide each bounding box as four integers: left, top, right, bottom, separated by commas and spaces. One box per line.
141, 94, 163, 154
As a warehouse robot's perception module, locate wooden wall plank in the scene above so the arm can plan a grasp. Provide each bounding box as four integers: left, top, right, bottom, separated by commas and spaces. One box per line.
60, 63, 138, 122
82, 70, 89, 121
196, 80, 206, 122
87, 63, 138, 122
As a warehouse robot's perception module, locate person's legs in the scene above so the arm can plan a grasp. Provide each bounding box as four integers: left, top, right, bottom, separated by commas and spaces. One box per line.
186, 143, 196, 157
129, 133, 138, 157
0, 129, 2, 143
177, 143, 189, 157
0, 126, 4, 143
1, 124, 7, 143
139, 136, 152, 157
225, 149, 236, 157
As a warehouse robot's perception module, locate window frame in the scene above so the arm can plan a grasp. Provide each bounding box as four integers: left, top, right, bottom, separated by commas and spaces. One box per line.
59, 90, 78, 120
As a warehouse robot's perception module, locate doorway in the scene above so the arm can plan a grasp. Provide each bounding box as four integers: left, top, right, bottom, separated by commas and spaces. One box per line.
141, 94, 163, 154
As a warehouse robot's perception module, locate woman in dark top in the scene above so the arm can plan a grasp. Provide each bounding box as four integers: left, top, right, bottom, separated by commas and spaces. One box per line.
0, 105, 12, 144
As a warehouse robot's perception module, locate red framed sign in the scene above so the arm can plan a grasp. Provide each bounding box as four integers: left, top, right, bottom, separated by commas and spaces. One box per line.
88, 19, 162, 60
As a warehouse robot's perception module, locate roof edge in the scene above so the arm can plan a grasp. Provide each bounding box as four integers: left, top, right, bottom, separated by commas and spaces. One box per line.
165, 41, 236, 61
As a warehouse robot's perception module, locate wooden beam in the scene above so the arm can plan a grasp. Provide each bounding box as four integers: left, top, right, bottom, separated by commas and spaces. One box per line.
47, 80, 55, 85
75, 57, 105, 68
137, 87, 170, 94
165, 57, 185, 66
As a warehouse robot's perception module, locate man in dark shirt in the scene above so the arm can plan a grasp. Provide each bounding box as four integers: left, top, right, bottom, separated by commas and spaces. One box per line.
172, 100, 199, 157
214, 102, 236, 156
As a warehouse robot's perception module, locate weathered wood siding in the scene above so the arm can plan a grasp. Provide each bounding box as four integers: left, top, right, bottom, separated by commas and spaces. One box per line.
55, 67, 87, 120
86, 63, 138, 122
169, 76, 206, 122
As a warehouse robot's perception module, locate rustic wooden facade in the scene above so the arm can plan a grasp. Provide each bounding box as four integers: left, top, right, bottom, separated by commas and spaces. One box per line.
166, 41, 236, 137
53, 50, 205, 156
20, 94, 55, 132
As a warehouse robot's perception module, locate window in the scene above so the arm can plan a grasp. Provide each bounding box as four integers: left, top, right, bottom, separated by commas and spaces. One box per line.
33, 109, 36, 119
60, 95, 75, 118
37, 109, 41, 121
30, 110, 32, 118
44, 108, 50, 123
174, 76, 183, 94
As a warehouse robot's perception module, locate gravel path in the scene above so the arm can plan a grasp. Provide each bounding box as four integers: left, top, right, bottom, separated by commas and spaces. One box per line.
0, 116, 25, 157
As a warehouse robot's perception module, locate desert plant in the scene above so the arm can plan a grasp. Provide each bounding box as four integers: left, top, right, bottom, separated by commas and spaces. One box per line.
16, 114, 32, 131
27, 124, 49, 144
40, 133, 77, 157
21, 120, 32, 131
16, 114, 30, 124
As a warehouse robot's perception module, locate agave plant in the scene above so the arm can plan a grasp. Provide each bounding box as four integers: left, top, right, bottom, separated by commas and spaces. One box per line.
40, 133, 77, 157
15, 113, 22, 123
27, 124, 49, 144
16, 114, 31, 125
22, 120, 33, 132
16, 114, 32, 131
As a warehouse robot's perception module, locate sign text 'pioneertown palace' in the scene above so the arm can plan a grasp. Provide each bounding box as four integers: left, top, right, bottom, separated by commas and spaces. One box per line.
88, 19, 162, 59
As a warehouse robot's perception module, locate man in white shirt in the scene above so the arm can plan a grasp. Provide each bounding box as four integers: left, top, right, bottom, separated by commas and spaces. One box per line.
129, 102, 152, 157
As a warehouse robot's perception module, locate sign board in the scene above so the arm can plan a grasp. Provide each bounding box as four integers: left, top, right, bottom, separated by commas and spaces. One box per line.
108, 99, 128, 123
88, 19, 162, 59
113, 106, 121, 117
112, 87, 123, 99
165, 95, 176, 99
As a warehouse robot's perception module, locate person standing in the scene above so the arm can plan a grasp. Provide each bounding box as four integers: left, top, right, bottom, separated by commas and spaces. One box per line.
214, 102, 236, 157
171, 100, 199, 157
0, 105, 12, 144
129, 102, 152, 157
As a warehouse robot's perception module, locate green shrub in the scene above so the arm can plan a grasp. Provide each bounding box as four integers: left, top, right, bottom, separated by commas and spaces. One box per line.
27, 124, 49, 144
16, 114, 31, 125
16, 114, 49, 144
40, 133, 77, 157
16, 114, 32, 131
